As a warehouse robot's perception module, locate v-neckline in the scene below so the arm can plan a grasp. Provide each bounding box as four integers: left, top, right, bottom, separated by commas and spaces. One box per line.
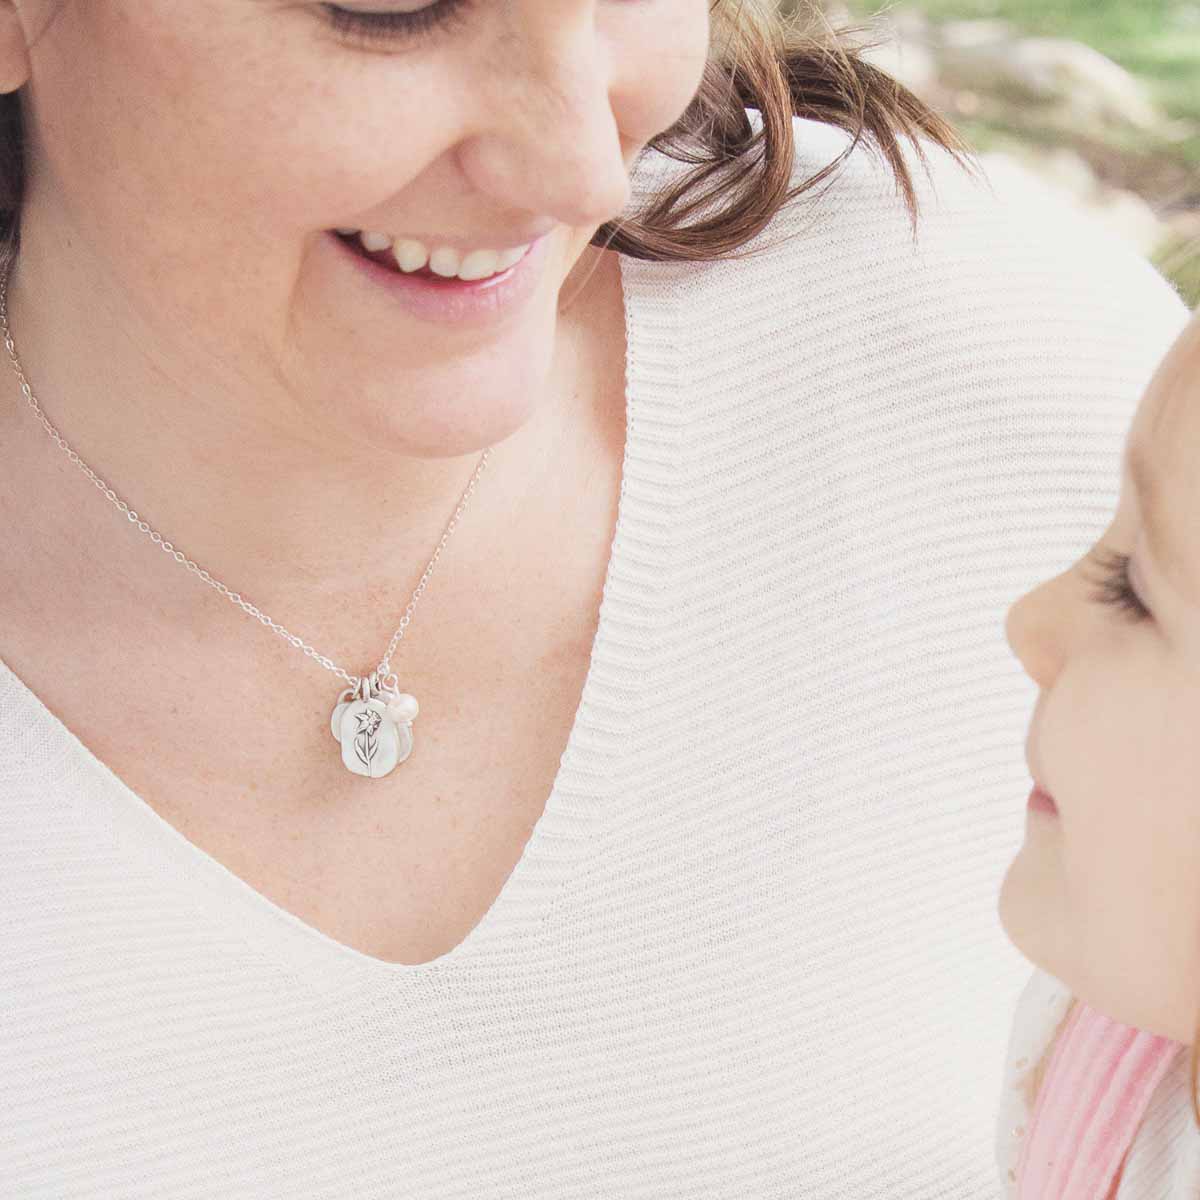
0, 241, 686, 989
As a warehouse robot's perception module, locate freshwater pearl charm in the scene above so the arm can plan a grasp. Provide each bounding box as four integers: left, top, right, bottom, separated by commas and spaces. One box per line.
386, 693, 420, 724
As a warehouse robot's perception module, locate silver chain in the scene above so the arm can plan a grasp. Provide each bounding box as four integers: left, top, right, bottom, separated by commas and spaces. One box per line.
0, 254, 491, 696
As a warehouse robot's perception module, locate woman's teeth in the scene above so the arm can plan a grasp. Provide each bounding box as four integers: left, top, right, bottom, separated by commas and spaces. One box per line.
335, 227, 530, 282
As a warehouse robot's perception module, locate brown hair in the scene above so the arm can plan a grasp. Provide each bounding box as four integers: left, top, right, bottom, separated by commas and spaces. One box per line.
599, 0, 979, 262
0, 0, 974, 262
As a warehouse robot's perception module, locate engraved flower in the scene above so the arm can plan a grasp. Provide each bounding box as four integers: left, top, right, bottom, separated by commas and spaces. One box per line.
355, 708, 383, 738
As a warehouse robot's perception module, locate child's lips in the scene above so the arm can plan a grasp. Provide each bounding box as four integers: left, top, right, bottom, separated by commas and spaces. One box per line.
1028, 785, 1059, 816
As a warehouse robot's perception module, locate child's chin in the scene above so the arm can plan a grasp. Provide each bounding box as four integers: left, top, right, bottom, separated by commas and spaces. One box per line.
997, 848, 1064, 974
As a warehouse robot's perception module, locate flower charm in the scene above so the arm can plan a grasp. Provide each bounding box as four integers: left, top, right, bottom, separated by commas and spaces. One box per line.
352, 705, 384, 772
330, 684, 419, 778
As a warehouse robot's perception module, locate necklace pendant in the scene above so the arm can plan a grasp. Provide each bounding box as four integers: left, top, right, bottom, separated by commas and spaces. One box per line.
329, 674, 419, 778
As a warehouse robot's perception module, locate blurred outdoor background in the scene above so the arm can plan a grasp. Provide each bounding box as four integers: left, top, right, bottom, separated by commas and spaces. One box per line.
780, 1, 1200, 304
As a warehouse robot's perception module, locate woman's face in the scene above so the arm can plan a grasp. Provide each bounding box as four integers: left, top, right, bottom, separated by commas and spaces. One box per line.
1000, 306, 1200, 1044
8, 0, 709, 456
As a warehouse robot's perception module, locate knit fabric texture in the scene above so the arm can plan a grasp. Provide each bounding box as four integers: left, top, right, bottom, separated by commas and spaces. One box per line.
1, 113, 1193, 1198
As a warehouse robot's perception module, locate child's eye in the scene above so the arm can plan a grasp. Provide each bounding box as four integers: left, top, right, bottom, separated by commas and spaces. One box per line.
319, 0, 473, 44
1085, 548, 1152, 623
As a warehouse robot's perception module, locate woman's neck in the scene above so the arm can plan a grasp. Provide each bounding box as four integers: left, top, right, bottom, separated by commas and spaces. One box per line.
0, 232, 622, 639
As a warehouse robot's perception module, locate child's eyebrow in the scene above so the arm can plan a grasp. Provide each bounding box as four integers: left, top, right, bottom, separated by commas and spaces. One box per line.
1127, 439, 1159, 536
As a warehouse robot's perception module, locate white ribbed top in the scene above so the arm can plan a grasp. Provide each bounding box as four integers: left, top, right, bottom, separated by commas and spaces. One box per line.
1, 114, 1191, 1199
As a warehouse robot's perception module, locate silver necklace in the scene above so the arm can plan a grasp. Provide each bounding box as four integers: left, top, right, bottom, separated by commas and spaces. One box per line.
0, 255, 491, 779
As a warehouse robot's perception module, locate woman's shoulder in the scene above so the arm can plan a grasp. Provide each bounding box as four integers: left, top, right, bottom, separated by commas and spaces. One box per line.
633, 107, 1187, 349
785, 111, 1184, 320
777, 113, 1190, 406
624, 109, 1188, 444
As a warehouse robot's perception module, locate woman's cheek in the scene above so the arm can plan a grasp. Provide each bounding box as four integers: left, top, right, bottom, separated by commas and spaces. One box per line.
608, 0, 710, 141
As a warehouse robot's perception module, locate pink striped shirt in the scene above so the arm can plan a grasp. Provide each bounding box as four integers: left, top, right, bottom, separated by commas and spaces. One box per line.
1016, 999, 1183, 1199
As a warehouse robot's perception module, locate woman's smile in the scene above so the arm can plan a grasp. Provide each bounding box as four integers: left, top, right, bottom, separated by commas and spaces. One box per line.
336, 227, 542, 281
328, 225, 554, 326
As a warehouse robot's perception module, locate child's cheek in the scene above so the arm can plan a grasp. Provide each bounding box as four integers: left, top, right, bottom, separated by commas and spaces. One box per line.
1068, 783, 1200, 1044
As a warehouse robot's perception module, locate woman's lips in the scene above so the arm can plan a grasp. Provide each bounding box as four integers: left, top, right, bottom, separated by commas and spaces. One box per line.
330, 227, 549, 327
1028, 785, 1059, 817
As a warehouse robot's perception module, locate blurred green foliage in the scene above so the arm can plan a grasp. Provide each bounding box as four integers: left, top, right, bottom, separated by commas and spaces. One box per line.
913, 0, 1200, 137
831, 0, 1200, 303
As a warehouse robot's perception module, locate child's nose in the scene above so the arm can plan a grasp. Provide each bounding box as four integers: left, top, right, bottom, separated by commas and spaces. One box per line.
1004, 573, 1071, 690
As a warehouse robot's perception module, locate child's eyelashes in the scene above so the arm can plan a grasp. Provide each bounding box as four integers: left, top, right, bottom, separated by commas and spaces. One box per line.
1085, 548, 1152, 623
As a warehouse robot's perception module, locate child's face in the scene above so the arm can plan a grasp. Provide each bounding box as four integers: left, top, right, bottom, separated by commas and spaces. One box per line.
999, 306, 1200, 1045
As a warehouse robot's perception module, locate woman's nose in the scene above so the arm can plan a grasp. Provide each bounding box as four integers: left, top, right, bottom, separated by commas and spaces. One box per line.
459, 15, 634, 233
